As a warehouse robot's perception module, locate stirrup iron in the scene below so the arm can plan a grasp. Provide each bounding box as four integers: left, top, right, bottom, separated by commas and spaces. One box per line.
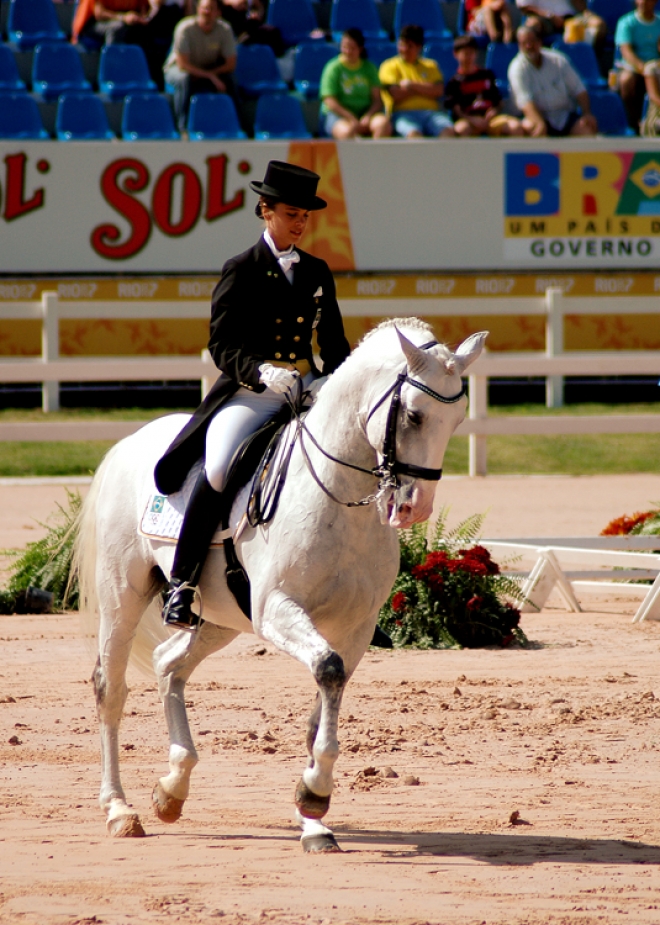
162, 580, 203, 632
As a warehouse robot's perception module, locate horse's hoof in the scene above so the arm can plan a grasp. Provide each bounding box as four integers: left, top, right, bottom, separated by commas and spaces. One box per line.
107, 813, 146, 838
152, 782, 185, 824
295, 779, 331, 819
301, 833, 341, 853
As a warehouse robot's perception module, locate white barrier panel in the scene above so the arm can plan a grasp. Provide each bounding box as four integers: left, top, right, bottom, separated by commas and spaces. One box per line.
1, 138, 660, 273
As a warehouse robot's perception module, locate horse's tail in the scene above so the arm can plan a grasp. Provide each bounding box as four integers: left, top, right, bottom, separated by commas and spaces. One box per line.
73, 437, 174, 677
73, 441, 122, 662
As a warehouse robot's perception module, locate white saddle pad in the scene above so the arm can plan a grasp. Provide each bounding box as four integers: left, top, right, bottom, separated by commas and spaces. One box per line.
139, 459, 250, 546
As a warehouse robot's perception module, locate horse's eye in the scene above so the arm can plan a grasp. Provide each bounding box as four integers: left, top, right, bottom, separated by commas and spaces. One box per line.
407, 410, 423, 426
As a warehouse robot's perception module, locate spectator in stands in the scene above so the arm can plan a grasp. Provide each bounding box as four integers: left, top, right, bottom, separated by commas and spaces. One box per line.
516, 0, 574, 38
614, 0, 660, 132
73, 0, 150, 47
641, 34, 660, 134
508, 23, 598, 134
379, 24, 455, 137
563, 0, 607, 53
72, 0, 190, 88
464, 0, 515, 45
445, 35, 524, 135
164, 0, 238, 133
319, 29, 391, 139
219, 0, 286, 58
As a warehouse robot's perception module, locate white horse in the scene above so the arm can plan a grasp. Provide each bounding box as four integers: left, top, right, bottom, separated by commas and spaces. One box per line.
75, 319, 486, 851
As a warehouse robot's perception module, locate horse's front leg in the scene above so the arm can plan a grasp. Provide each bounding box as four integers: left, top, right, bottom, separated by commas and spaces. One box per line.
152, 621, 239, 823
257, 590, 349, 852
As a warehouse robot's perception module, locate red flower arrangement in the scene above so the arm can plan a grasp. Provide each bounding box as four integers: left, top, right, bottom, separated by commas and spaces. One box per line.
601, 511, 657, 536
379, 512, 527, 649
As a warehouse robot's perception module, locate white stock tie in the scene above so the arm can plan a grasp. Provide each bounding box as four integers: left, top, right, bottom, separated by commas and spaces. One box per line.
264, 231, 300, 280
277, 250, 300, 274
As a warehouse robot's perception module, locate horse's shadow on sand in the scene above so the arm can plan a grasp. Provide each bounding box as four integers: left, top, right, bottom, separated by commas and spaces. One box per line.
193, 829, 660, 865
331, 828, 660, 865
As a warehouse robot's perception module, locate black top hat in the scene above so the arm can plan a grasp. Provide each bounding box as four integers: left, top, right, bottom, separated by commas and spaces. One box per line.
250, 160, 327, 211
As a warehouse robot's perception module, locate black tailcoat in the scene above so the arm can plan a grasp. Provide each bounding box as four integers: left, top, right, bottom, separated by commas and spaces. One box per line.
155, 237, 351, 494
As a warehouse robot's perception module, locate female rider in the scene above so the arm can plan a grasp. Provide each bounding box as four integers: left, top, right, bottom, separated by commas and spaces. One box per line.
154, 160, 351, 630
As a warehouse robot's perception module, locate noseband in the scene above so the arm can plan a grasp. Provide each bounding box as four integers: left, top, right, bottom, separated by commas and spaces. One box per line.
296, 340, 467, 509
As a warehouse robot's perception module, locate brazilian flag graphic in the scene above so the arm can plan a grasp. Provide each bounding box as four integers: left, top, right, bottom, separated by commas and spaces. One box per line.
617, 154, 660, 216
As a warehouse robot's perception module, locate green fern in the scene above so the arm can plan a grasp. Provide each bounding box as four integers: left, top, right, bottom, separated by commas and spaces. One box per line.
0, 490, 81, 613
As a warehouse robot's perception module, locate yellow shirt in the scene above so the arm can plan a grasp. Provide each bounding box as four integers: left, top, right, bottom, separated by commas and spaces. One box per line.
378, 55, 443, 114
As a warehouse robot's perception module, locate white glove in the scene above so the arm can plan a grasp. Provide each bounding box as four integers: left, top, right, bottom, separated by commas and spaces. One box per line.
258, 363, 298, 394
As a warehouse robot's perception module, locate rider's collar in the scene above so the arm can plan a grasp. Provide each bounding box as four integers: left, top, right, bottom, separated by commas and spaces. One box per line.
263, 230, 295, 259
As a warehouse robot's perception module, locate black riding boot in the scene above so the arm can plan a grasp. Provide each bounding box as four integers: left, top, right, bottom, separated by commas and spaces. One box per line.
162, 469, 225, 630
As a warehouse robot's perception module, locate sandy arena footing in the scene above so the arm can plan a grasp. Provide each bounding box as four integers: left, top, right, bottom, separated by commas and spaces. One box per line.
1, 474, 660, 925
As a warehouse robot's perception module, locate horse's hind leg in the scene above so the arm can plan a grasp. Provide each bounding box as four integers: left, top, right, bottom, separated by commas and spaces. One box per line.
152, 621, 239, 824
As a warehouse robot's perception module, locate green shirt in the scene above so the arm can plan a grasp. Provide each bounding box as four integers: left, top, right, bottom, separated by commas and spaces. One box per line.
319, 56, 381, 116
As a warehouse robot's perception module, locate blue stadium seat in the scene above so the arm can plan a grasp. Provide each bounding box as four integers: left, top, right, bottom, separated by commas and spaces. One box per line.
364, 39, 397, 68
423, 42, 458, 82
7, 0, 66, 50
0, 42, 26, 91
293, 42, 338, 98
187, 93, 247, 139
98, 44, 157, 100
0, 91, 49, 137
267, 0, 320, 48
394, 0, 452, 42
587, 0, 632, 37
485, 40, 517, 93
330, 0, 387, 43
32, 41, 92, 100
121, 92, 179, 140
56, 91, 115, 140
235, 44, 288, 96
253, 91, 312, 138
551, 39, 607, 88
589, 88, 635, 134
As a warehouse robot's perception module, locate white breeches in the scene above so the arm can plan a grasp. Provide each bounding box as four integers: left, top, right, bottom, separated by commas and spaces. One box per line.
204, 373, 314, 492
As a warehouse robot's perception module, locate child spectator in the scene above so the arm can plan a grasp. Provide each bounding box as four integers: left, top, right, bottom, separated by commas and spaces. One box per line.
379, 24, 455, 137
445, 35, 524, 135
319, 28, 391, 138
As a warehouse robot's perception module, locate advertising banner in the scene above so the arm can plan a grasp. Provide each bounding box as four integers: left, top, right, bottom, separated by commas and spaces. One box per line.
1, 137, 659, 273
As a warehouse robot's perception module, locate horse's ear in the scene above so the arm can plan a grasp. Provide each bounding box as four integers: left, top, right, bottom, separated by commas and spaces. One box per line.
452, 331, 488, 375
396, 328, 428, 376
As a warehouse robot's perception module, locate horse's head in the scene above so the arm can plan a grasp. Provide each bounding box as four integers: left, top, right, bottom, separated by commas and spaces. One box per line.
365, 327, 487, 529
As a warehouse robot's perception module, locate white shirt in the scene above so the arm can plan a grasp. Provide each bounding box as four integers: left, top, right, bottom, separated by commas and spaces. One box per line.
263, 231, 299, 284
508, 48, 586, 130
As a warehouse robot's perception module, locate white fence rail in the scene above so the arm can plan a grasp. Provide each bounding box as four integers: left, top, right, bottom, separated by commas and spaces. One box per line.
1, 289, 660, 475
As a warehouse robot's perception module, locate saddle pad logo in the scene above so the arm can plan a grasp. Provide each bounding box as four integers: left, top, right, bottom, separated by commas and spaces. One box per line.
150, 495, 166, 513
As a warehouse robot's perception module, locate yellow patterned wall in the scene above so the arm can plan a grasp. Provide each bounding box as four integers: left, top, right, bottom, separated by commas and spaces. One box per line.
3, 272, 660, 356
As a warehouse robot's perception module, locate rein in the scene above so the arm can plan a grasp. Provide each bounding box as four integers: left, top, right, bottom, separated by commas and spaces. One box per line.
248, 340, 467, 520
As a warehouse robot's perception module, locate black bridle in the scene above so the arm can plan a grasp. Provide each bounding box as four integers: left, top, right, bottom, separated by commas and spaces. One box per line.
294, 340, 467, 509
